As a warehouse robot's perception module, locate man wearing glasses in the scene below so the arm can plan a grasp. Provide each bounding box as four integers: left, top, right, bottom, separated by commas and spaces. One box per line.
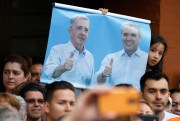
17, 82, 45, 121
44, 14, 94, 95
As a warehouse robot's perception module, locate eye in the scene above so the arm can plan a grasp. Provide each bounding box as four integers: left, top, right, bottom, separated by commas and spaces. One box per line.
131, 33, 137, 37
148, 89, 155, 94
123, 33, 128, 37
160, 89, 167, 95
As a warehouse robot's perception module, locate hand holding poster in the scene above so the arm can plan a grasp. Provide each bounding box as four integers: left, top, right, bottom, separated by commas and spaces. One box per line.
40, 3, 151, 90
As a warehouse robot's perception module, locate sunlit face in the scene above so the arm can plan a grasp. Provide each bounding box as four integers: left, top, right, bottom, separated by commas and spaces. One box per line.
142, 78, 169, 114
30, 64, 43, 83
45, 89, 75, 121
148, 42, 165, 66
122, 26, 141, 56
69, 18, 89, 49
3, 62, 28, 93
24, 91, 44, 120
171, 92, 180, 115
138, 102, 154, 115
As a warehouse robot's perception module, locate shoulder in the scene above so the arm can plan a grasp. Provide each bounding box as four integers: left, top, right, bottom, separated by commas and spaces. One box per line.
164, 111, 180, 120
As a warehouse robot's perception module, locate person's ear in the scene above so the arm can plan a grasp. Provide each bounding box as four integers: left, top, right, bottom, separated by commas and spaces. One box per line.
68, 27, 72, 33
44, 102, 50, 113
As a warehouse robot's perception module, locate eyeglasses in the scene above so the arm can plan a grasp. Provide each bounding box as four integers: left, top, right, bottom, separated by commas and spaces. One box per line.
25, 98, 44, 104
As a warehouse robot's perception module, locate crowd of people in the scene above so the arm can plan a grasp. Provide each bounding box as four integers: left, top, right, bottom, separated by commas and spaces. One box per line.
0, 10, 180, 121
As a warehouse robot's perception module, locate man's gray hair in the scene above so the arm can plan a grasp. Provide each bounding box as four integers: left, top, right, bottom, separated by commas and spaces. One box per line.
0, 105, 23, 121
70, 14, 90, 27
121, 21, 141, 37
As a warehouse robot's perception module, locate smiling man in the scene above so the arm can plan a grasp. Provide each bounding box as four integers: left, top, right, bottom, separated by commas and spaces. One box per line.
96, 22, 148, 89
140, 71, 179, 121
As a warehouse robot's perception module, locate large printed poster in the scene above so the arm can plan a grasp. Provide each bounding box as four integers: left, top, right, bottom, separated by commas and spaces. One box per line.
40, 3, 151, 90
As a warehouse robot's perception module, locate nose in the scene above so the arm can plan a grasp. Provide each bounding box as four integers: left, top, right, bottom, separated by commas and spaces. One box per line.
8, 72, 13, 78
64, 103, 72, 112
154, 52, 159, 59
155, 91, 162, 100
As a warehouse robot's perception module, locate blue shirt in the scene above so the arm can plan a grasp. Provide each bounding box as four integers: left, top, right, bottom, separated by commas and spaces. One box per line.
44, 41, 94, 89
95, 48, 148, 90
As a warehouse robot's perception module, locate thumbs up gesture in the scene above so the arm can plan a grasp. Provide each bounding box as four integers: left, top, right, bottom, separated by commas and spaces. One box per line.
64, 52, 74, 71
102, 58, 113, 77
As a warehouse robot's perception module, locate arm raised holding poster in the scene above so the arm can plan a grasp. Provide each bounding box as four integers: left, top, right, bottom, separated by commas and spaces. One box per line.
44, 15, 94, 90
97, 22, 148, 89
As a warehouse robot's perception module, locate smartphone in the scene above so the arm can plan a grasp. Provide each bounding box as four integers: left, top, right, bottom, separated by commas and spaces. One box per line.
98, 87, 140, 116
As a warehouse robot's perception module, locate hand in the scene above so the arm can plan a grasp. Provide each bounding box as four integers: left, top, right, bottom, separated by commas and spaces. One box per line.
102, 58, 113, 77
99, 8, 108, 14
64, 52, 74, 71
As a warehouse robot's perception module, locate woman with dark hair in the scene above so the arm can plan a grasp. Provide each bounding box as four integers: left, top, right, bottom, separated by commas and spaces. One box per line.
146, 34, 168, 72
2, 54, 32, 93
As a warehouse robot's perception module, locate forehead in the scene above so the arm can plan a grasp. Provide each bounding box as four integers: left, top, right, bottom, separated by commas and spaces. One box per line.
151, 42, 165, 50
145, 78, 169, 90
4, 62, 22, 70
73, 18, 89, 26
52, 89, 75, 101
122, 26, 139, 34
24, 91, 44, 98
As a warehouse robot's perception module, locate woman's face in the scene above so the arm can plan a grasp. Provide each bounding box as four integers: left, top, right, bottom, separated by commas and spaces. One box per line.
148, 42, 165, 66
3, 62, 28, 93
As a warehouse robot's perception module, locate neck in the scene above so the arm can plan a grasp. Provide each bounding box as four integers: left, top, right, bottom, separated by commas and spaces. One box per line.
71, 41, 83, 54
155, 110, 165, 121
6, 89, 12, 93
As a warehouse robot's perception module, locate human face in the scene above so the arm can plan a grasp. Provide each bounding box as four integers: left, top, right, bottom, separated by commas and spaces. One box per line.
122, 26, 140, 56
24, 91, 44, 120
30, 64, 43, 83
148, 42, 165, 66
142, 78, 169, 114
3, 62, 28, 93
69, 18, 89, 51
138, 102, 154, 115
171, 92, 180, 115
45, 89, 75, 121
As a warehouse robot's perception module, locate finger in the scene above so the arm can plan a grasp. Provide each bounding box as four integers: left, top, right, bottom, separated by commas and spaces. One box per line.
69, 51, 74, 58
109, 58, 113, 66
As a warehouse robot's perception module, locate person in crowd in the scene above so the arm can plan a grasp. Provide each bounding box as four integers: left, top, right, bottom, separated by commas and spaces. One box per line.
44, 81, 76, 121
14, 95, 27, 121
30, 63, 43, 83
0, 104, 23, 121
0, 92, 21, 111
62, 86, 144, 121
13, 81, 45, 121
170, 88, 180, 115
96, 21, 148, 89
3, 54, 31, 93
138, 100, 154, 115
146, 34, 168, 72
140, 71, 179, 121
44, 14, 94, 94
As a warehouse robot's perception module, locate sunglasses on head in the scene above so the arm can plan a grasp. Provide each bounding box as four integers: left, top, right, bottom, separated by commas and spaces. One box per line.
25, 98, 44, 104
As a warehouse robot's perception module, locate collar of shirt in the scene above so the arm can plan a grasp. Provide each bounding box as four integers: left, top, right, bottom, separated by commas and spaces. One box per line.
120, 47, 143, 57
67, 41, 86, 55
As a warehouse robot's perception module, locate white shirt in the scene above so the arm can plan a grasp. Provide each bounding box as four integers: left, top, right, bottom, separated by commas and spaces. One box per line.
162, 111, 180, 121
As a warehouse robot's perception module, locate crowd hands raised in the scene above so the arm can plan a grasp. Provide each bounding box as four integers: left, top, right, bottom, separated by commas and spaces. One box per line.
1, 10, 180, 121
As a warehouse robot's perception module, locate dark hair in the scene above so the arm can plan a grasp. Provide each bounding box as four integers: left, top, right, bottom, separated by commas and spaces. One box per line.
115, 83, 133, 87
140, 71, 169, 92
169, 88, 180, 94
13, 81, 45, 99
147, 34, 168, 72
45, 81, 75, 102
3, 54, 32, 76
